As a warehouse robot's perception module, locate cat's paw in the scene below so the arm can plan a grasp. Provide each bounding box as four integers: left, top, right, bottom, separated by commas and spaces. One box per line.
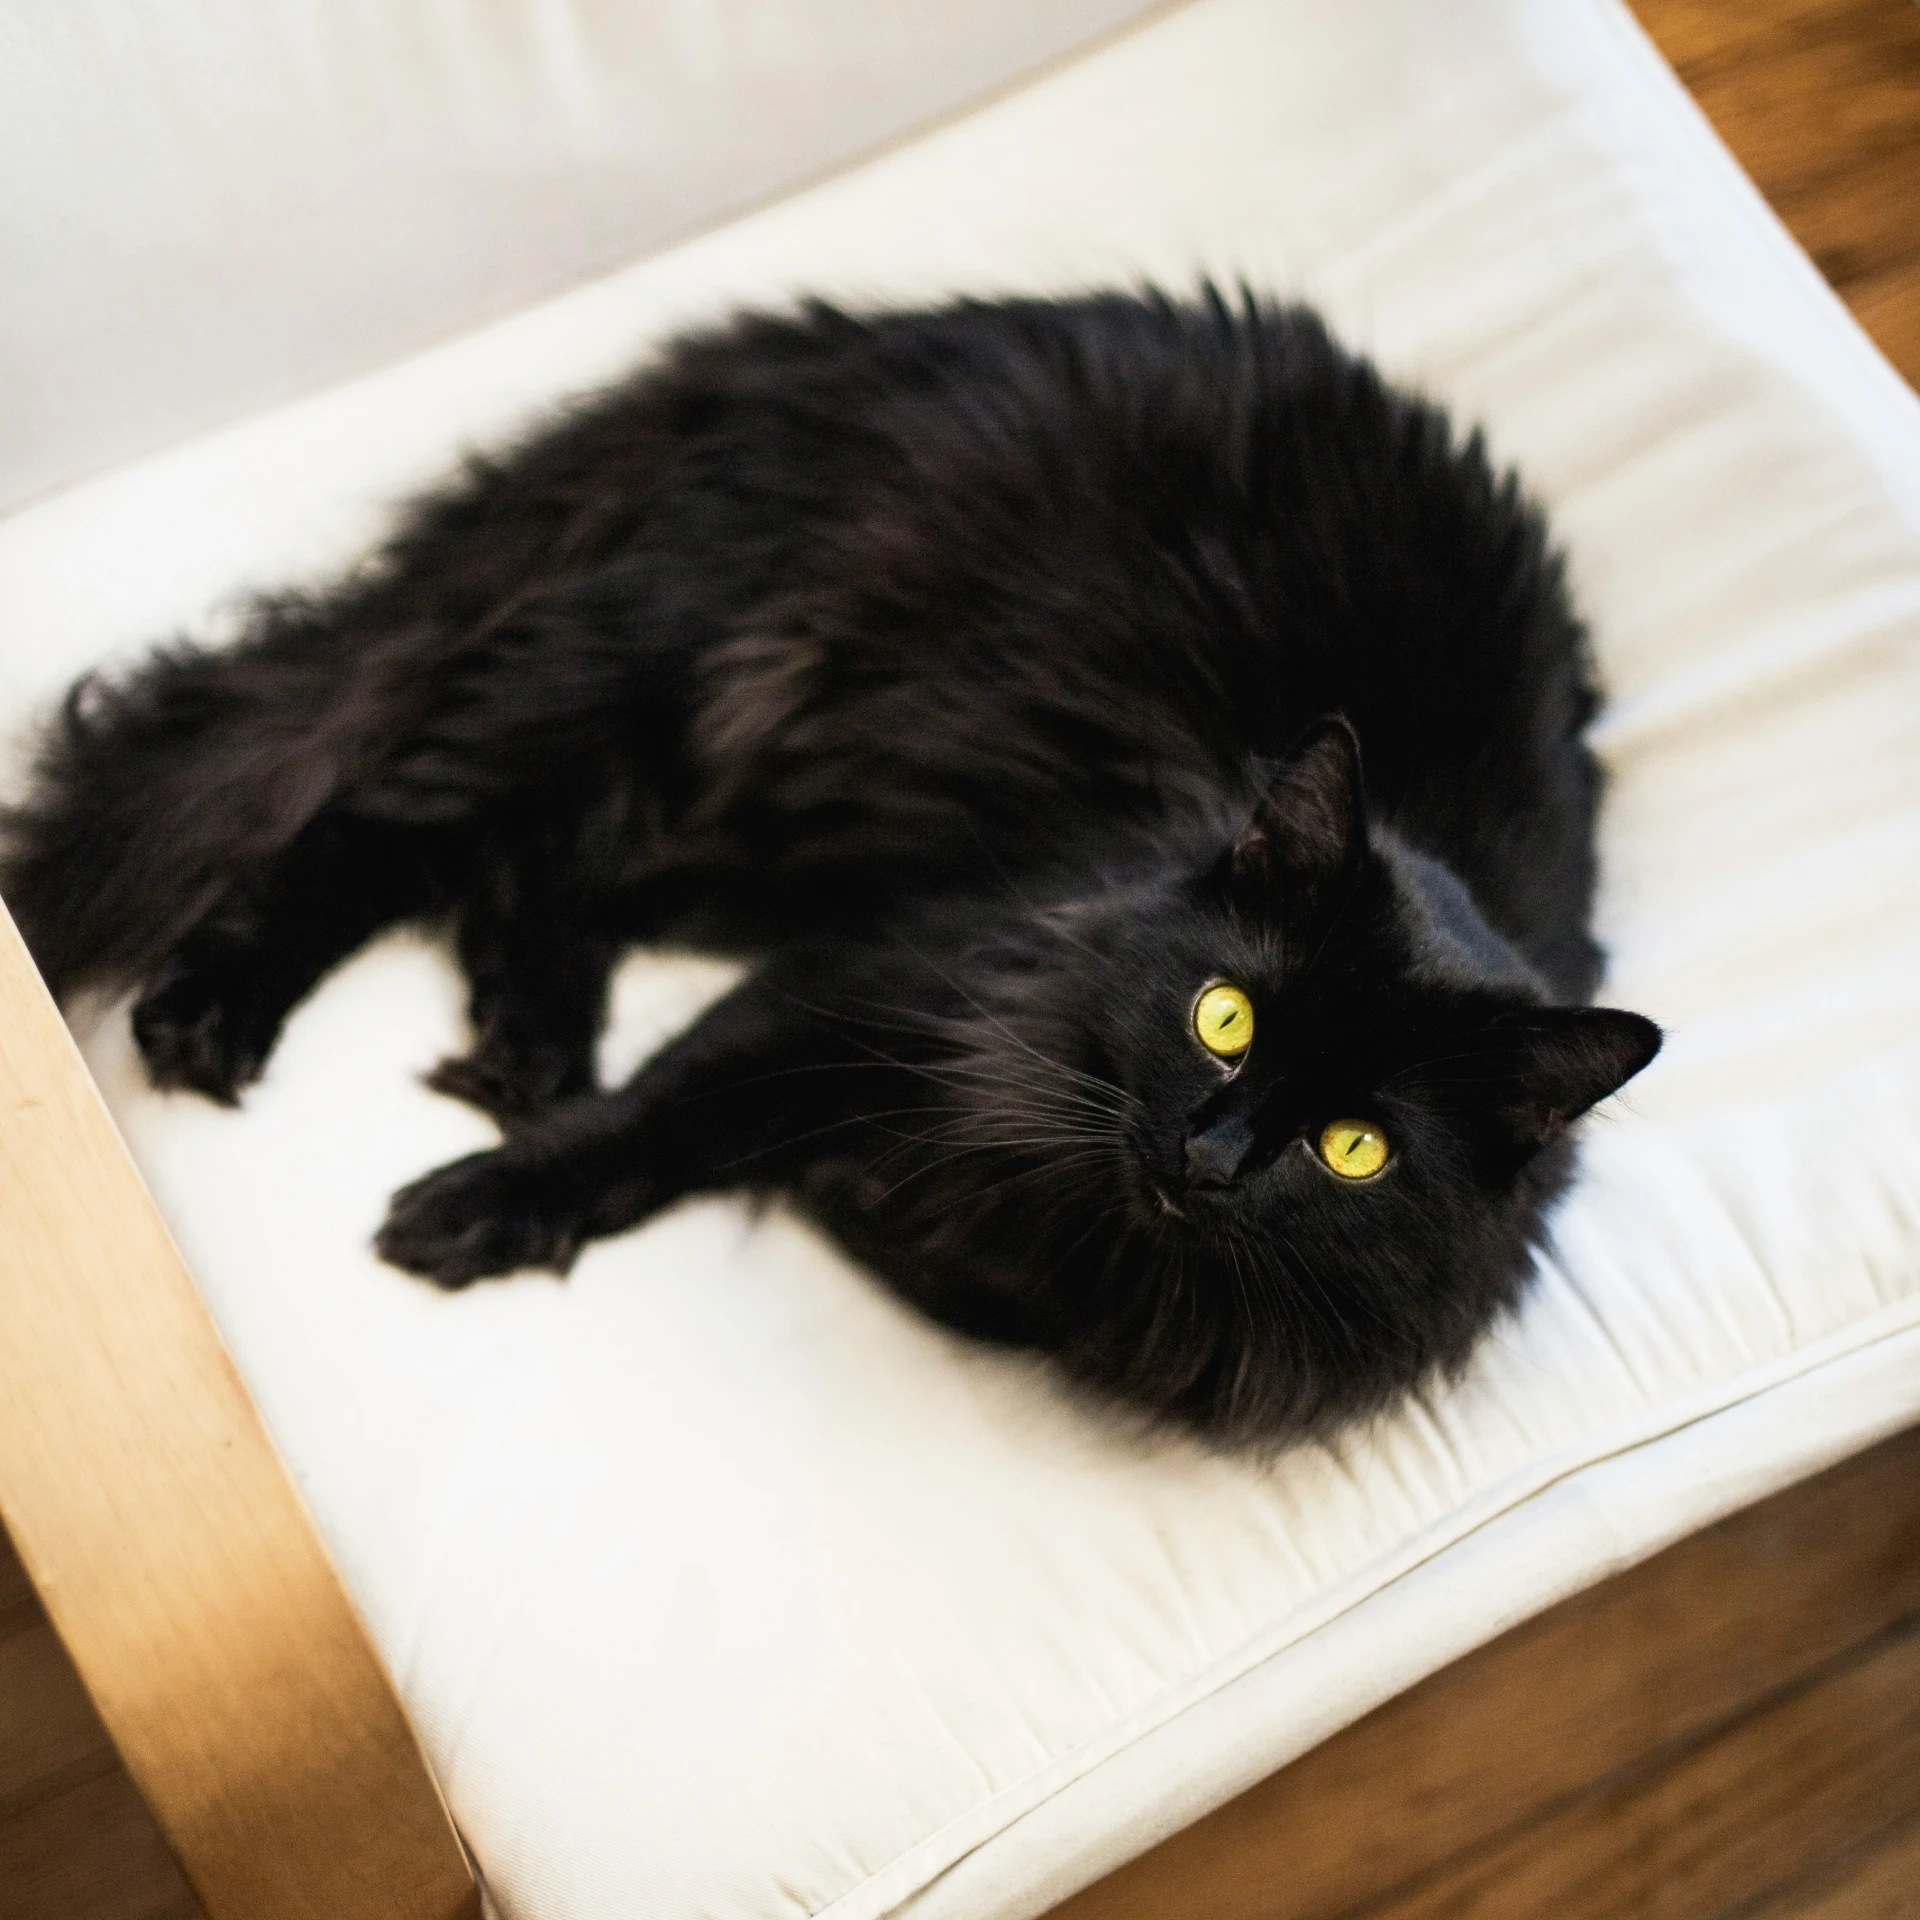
376, 1150, 587, 1287
425, 1042, 591, 1132
131, 955, 287, 1102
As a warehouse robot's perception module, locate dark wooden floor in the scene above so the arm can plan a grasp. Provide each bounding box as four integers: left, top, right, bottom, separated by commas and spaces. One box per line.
3, 3, 1917, 1917
1057, 1424, 1920, 1920
0, 1529, 197, 1920
1632, 0, 1920, 388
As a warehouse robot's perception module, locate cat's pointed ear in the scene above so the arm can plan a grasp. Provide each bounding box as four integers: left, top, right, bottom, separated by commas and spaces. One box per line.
1229, 716, 1366, 908
1470, 1007, 1662, 1153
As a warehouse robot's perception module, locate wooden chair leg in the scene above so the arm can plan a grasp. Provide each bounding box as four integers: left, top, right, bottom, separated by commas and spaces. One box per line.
0, 898, 476, 1920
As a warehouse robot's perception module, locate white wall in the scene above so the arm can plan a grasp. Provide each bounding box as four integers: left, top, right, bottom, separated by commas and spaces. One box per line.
0, 0, 1160, 512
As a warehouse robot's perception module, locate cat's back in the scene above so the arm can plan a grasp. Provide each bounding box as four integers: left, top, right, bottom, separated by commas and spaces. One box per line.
666, 293, 1603, 994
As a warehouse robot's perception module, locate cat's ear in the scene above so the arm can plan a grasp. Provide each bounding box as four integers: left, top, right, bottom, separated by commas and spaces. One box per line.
1228, 716, 1366, 910
1467, 1007, 1662, 1153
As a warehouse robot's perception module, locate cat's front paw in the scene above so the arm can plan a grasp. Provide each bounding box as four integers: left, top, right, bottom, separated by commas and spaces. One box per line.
132, 954, 287, 1102
376, 1150, 587, 1287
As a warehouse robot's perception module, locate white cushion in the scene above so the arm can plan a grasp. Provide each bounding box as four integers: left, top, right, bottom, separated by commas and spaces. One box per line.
4, 1, 1920, 1914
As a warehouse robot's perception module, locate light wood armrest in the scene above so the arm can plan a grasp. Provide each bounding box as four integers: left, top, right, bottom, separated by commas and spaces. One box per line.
0, 898, 476, 1920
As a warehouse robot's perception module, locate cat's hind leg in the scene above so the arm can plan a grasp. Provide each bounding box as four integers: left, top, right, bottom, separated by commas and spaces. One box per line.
132, 813, 434, 1101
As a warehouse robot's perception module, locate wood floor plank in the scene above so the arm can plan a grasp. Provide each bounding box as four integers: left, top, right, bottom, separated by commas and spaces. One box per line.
1624, 0, 1853, 74
0, 1770, 200, 1920
1050, 1424, 1920, 1920
0, 1619, 114, 1812
1675, 14, 1920, 174
1751, 1812, 1920, 1919
1630, 0, 1920, 384
1686, 59, 1920, 290
1641, 0, 1920, 94
1362, 1625, 1920, 1920
1, 1524, 38, 1640
1843, 257, 1920, 381
1765, 145, 1920, 302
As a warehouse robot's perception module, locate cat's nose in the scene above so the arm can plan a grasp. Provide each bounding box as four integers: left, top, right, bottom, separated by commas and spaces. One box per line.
1184, 1112, 1254, 1190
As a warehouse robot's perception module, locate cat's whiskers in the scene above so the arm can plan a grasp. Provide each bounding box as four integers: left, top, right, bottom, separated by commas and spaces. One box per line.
863, 1140, 1121, 1214
900, 1149, 1125, 1228
701, 1097, 1067, 1173
876, 944, 1138, 1109
713, 1024, 1138, 1154
860, 1116, 1127, 1196
1223, 1220, 1316, 1385
774, 989, 1139, 1129
959, 824, 1113, 967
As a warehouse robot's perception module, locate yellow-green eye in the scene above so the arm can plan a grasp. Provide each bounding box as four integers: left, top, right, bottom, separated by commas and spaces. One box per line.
1194, 983, 1254, 1058
1319, 1119, 1388, 1180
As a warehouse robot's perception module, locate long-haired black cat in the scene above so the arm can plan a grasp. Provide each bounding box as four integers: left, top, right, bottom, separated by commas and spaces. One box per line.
2, 288, 1658, 1444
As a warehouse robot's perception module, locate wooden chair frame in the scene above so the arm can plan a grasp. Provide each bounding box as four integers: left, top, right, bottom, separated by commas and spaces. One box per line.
0, 899, 476, 1920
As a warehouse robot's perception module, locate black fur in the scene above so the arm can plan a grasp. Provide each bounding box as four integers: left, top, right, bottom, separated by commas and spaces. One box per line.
1, 289, 1659, 1444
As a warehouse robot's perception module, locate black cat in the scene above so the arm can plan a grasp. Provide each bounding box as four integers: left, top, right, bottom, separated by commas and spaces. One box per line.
1, 289, 1658, 1444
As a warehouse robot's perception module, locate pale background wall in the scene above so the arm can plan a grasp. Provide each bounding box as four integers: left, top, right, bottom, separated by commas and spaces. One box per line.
0, 0, 1161, 513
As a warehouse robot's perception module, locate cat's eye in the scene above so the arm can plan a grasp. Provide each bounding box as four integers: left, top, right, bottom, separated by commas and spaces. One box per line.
1319, 1119, 1388, 1180
1194, 982, 1254, 1058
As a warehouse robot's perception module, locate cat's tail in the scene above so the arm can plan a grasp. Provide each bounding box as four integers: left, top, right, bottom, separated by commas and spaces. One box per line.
0, 592, 418, 1005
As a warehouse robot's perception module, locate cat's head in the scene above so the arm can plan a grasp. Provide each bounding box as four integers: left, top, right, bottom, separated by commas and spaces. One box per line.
955, 719, 1659, 1443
